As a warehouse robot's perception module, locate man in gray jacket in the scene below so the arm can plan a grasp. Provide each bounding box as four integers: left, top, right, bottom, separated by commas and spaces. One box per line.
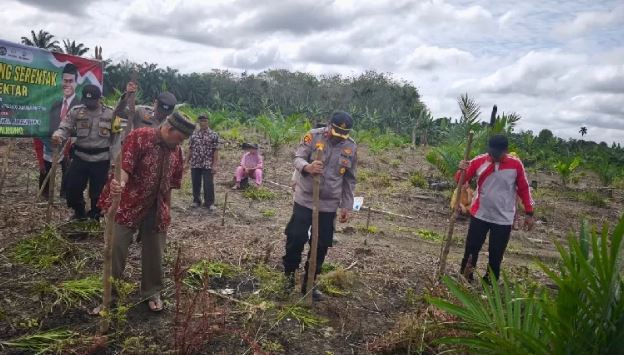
283, 111, 357, 301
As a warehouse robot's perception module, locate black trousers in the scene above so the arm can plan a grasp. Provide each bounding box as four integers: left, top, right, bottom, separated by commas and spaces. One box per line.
39, 160, 67, 198
65, 156, 110, 218
282, 203, 336, 275
460, 216, 512, 281
191, 168, 215, 206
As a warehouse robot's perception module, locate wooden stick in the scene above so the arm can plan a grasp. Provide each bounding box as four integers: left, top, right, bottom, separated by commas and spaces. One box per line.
36, 140, 70, 200
45, 146, 61, 223
0, 139, 14, 194
306, 148, 323, 305
221, 192, 228, 227
365, 205, 372, 230
26, 171, 30, 194
436, 131, 474, 279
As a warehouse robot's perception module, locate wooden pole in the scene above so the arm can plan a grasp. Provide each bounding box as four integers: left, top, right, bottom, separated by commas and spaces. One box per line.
26, 171, 30, 194
305, 148, 323, 305
45, 147, 60, 223
36, 140, 70, 200
365, 205, 372, 230
98, 154, 121, 335
221, 192, 228, 227
0, 139, 14, 194
436, 132, 474, 279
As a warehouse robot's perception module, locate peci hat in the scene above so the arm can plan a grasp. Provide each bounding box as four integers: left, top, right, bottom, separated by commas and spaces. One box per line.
329, 111, 353, 139
488, 134, 509, 159
156, 92, 177, 113
81, 84, 101, 106
241, 142, 259, 150
167, 112, 195, 137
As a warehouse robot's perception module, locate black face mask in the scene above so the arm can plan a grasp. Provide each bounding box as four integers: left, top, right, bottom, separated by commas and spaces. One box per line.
84, 101, 98, 110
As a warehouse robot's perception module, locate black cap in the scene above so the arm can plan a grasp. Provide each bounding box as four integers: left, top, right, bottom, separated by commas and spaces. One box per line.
242, 142, 259, 150
166, 112, 195, 137
198, 114, 208, 121
488, 134, 509, 159
81, 85, 101, 105
156, 92, 177, 113
329, 111, 353, 138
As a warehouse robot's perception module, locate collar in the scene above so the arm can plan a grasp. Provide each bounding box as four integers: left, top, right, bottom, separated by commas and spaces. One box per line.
488, 153, 507, 163
64, 94, 75, 105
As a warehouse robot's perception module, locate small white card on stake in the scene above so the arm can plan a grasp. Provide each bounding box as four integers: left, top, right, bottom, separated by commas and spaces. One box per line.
352, 197, 363, 211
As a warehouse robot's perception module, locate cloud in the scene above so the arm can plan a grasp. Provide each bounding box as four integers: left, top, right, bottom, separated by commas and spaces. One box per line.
399, 46, 474, 70
14, 0, 100, 15
553, 4, 624, 38
223, 46, 284, 70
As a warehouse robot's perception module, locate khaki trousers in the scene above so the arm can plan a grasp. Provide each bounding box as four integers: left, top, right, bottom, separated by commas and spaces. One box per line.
112, 205, 166, 298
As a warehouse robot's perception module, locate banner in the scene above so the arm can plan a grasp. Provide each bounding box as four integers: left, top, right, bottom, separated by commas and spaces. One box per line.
0, 39, 103, 137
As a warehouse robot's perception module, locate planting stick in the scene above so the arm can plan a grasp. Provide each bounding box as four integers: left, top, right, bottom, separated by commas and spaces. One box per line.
0, 139, 14, 194
36, 140, 70, 200
365, 205, 372, 230
26, 171, 30, 194
305, 148, 323, 305
45, 146, 61, 223
221, 192, 228, 227
436, 131, 474, 279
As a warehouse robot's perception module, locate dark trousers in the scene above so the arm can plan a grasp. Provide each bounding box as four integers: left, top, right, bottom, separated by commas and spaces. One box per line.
39, 160, 67, 198
460, 217, 512, 281
65, 156, 110, 218
191, 168, 215, 206
282, 203, 336, 275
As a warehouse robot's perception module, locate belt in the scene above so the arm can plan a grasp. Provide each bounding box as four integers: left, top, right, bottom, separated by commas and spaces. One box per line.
74, 145, 109, 155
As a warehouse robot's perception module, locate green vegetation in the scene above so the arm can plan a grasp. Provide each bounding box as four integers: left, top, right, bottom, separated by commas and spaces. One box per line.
261, 209, 276, 218
243, 186, 276, 200
277, 305, 328, 330
51, 276, 102, 310
185, 260, 241, 289
553, 156, 581, 186
253, 264, 287, 297
427, 215, 624, 354
409, 171, 428, 188
416, 229, 444, 243
256, 112, 307, 154
321, 262, 339, 274
1, 329, 78, 354
318, 269, 357, 297
10, 227, 75, 268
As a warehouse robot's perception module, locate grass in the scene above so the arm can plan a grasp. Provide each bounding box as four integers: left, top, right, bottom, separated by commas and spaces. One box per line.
261, 208, 276, 217
10, 226, 75, 268
318, 269, 357, 297
262, 339, 285, 353
253, 264, 287, 297
370, 172, 392, 188
321, 262, 339, 274
1, 329, 78, 354
277, 304, 328, 330
51, 276, 102, 310
409, 171, 428, 188
416, 229, 444, 243
185, 260, 241, 289
579, 191, 608, 208
356, 223, 379, 234
243, 186, 276, 200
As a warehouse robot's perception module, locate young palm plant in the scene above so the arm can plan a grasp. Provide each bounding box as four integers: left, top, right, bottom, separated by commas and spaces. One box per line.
426, 214, 624, 354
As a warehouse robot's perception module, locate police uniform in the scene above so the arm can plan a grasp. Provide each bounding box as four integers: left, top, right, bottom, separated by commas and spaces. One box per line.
282, 112, 357, 297
53, 85, 115, 220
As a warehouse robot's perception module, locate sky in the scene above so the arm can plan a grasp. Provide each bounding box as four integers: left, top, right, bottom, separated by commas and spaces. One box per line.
2, 0, 623, 144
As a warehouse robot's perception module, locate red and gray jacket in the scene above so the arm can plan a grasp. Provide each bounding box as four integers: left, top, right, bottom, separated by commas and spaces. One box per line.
455, 153, 534, 225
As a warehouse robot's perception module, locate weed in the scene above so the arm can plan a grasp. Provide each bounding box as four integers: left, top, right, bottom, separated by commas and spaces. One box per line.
318, 269, 357, 297
416, 229, 444, 243
253, 264, 286, 297
370, 172, 392, 188
1, 329, 78, 354
262, 339, 285, 353
390, 159, 401, 168
107, 278, 136, 330
277, 304, 328, 330
51, 276, 102, 310
321, 262, 338, 274
122, 336, 163, 354
185, 260, 241, 289
261, 209, 276, 217
409, 171, 428, 188
580, 191, 608, 208
357, 169, 371, 182
356, 223, 379, 234
221, 126, 245, 143
405, 287, 418, 307
10, 226, 75, 268
243, 186, 276, 200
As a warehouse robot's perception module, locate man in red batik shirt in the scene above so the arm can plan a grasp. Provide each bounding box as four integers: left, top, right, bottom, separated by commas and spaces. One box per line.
95, 112, 194, 313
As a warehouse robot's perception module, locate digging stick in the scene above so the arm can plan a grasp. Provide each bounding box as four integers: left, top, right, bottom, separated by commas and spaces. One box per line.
221, 192, 228, 227
0, 139, 14, 194
45, 146, 61, 223
36, 139, 70, 200
436, 131, 474, 279
365, 205, 372, 230
305, 147, 323, 305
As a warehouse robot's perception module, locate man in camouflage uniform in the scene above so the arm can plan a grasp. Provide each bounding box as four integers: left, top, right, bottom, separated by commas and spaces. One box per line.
52, 85, 116, 220
120, 81, 176, 135
283, 111, 357, 301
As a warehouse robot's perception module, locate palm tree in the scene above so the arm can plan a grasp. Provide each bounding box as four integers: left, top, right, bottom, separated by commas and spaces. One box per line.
20, 30, 61, 51
579, 126, 588, 137
62, 39, 89, 56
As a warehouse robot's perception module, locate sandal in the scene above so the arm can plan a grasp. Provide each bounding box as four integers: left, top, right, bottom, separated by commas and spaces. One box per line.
148, 295, 163, 312
89, 304, 105, 316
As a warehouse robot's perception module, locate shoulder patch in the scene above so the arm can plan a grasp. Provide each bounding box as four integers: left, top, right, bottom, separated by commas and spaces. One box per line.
303, 133, 312, 145
342, 148, 352, 156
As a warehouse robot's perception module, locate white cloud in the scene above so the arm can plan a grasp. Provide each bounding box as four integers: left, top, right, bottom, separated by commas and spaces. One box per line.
554, 4, 624, 38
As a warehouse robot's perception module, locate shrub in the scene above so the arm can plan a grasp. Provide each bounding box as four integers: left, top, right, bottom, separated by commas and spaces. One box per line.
409, 171, 428, 188
243, 186, 276, 200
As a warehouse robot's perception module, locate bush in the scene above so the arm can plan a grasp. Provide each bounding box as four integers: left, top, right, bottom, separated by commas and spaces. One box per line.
409, 171, 428, 188
427, 214, 624, 354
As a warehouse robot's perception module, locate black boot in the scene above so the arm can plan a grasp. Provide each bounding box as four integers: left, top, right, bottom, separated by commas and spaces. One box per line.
300, 273, 324, 302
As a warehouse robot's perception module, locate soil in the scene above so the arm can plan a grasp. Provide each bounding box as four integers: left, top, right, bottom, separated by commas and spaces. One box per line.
0, 136, 622, 354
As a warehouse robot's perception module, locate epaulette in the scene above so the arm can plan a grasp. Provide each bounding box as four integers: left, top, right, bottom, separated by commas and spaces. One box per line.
347, 136, 356, 144
102, 104, 114, 111
69, 104, 85, 112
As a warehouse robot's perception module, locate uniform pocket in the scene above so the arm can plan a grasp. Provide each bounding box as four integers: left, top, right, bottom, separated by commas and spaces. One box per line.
76, 119, 90, 137
338, 157, 351, 175
98, 121, 111, 137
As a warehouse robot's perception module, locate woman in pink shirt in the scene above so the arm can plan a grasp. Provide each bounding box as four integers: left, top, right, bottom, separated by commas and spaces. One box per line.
234, 143, 263, 189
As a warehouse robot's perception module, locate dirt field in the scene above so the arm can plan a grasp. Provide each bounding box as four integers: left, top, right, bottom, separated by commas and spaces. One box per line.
0, 136, 622, 354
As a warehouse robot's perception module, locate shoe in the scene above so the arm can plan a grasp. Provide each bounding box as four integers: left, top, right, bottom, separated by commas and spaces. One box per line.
70, 212, 87, 221
191, 202, 201, 208
204, 204, 217, 211
284, 272, 295, 292
87, 210, 101, 221
300, 273, 324, 302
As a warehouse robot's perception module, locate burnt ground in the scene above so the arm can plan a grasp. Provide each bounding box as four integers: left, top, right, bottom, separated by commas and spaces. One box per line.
0, 136, 622, 354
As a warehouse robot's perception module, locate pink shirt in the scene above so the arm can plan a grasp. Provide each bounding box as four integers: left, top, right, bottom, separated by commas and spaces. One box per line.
240, 151, 263, 169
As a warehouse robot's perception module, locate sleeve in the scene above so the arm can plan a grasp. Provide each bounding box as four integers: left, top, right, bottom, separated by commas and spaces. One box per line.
340, 149, 357, 209
33, 138, 44, 169
170, 148, 184, 189
240, 153, 246, 167
257, 154, 264, 169
294, 132, 313, 174
455, 156, 479, 183
121, 130, 140, 175
188, 135, 195, 160
515, 160, 534, 214
213, 134, 220, 150
97, 172, 114, 212
54, 108, 77, 139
